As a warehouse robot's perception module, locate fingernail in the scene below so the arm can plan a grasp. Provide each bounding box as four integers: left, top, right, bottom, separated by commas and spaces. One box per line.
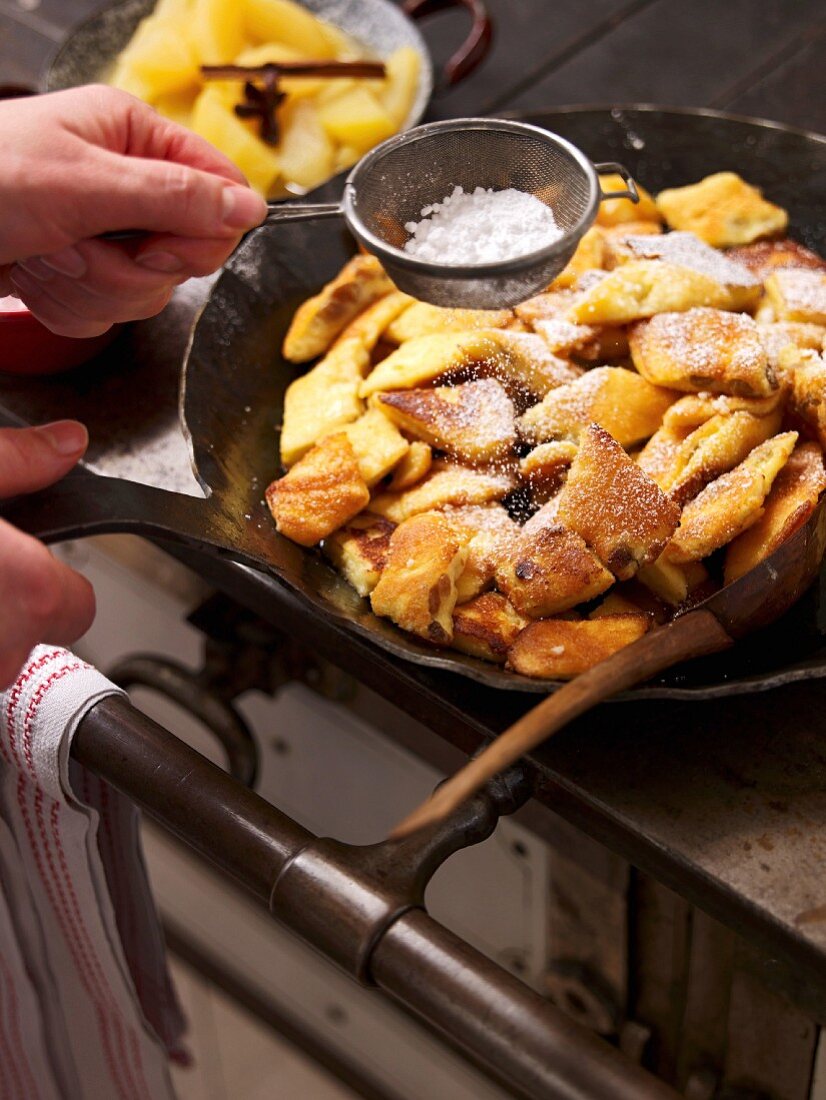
137, 251, 184, 273
40, 246, 87, 278
36, 420, 88, 457
222, 186, 267, 230
17, 257, 55, 282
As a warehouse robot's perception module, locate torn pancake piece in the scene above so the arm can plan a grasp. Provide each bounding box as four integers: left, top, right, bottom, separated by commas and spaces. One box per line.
370, 511, 467, 643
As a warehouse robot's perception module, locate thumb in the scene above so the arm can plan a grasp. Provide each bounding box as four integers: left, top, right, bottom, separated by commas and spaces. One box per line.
0, 422, 88, 498
78, 151, 267, 240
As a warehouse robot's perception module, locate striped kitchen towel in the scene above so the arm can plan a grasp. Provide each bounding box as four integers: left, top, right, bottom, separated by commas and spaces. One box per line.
0, 645, 186, 1100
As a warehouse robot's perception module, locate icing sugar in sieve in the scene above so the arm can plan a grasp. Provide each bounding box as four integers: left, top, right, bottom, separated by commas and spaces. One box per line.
257, 118, 640, 308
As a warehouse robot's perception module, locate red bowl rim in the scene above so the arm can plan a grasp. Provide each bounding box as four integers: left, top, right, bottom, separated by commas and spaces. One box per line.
0, 304, 34, 325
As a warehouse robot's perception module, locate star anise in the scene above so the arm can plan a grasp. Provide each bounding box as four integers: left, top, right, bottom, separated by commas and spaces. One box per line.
232, 66, 286, 146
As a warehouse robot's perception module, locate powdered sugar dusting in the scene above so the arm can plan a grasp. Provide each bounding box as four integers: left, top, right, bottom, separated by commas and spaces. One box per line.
636, 308, 770, 393
622, 232, 761, 288
403, 186, 563, 265
771, 269, 826, 318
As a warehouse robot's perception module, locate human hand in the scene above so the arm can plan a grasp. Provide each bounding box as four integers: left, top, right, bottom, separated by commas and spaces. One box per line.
0, 421, 95, 689
0, 85, 267, 338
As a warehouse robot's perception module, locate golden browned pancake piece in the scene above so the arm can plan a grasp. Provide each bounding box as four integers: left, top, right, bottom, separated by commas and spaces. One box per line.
360, 329, 579, 400
568, 260, 741, 325
519, 441, 578, 495
727, 238, 826, 281
786, 348, 826, 448
596, 175, 662, 227
280, 337, 368, 467
386, 302, 514, 343
664, 409, 782, 506
600, 221, 663, 268
266, 434, 370, 547
323, 515, 396, 597
607, 232, 761, 312
451, 593, 529, 663
336, 291, 413, 352
724, 442, 826, 582
549, 226, 605, 289
506, 615, 651, 679
360, 331, 499, 396
441, 504, 519, 604
666, 431, 798, 563
637, 424, 688, 490
515, 288, 627, 361
495, 523, 614, 618
283, 255, 394, 362
655, 172, 788, 247
764, 269, 826, 325
338, 406, 409, 486
376, 378, 516, 464
759, 322, 826, 378
556, 424, 681, 579
387, 441, 433, 491
661, 392, 783, 434
589, 591, 648, 618
369, 459, 516, 524
518, 367, 677, 448
630, 308, 776, 397
370, 512, 468, 643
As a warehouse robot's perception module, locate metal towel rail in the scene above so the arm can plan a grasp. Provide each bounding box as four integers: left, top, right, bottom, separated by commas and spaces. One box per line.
73, 694, 678, 1100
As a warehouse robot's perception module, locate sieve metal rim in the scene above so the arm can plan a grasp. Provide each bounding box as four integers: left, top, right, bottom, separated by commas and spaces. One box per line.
341, 117, 602, 278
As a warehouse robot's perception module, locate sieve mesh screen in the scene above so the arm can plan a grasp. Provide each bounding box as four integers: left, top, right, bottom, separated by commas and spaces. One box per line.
343, 119, 604, 307
353, 126, 591, 241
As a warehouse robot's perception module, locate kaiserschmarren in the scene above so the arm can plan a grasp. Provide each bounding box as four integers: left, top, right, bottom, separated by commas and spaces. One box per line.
266, 170, 826, 681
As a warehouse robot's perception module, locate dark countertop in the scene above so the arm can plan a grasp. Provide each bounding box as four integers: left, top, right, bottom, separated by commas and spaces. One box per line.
3, 0, 826, 1018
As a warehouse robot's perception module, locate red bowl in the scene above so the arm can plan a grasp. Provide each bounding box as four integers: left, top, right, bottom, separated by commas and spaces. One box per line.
0, 300, 119, 375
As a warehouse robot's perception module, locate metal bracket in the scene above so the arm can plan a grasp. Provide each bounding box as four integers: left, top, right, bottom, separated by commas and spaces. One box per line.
107, 594, 361, 787
108, 654, 259, 788
271, 764, 532, 982
188, 592, 357, 702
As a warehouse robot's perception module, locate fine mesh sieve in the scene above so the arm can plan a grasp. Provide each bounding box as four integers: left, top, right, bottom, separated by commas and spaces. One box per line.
262, 118, 639, 308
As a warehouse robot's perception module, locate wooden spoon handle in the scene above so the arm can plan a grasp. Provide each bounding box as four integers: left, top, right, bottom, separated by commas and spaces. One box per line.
389, 608, 734, 838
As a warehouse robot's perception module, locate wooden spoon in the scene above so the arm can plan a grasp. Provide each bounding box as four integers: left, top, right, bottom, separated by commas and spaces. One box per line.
389, 495, 826, 839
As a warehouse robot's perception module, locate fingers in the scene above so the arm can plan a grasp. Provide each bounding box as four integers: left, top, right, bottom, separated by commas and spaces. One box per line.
0, 416, 94, 688
108, 89, 248, 187
0, 422, 88, 498
9, 261, 174, 337
62, 85, 248, 188
0, 519, 95, 689
10, 231, 239, 334
69, 147, 266, 242
0, 86, 266, 269
133, 234, 240, 279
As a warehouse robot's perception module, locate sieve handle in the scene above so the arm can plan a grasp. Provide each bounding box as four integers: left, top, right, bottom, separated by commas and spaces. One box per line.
99, 202, 343, 242
261, 202, 344, 225
595, 162, 639, 204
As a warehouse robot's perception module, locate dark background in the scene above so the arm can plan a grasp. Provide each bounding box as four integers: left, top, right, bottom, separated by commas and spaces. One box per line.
2, 0, 823, 132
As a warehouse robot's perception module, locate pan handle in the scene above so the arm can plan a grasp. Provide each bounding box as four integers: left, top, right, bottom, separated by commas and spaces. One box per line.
403, 0, 493, 87
0, 470, 288, 575
1, 471, 221, 544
